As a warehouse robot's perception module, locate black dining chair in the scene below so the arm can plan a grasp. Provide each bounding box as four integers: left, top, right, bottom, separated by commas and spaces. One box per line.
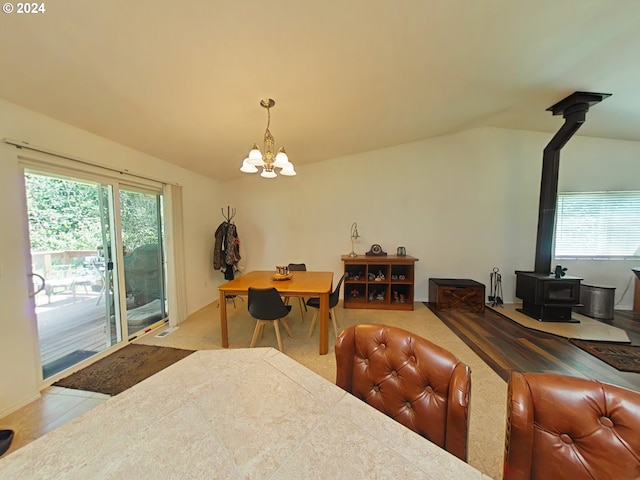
285, 263, 308, 321
217, 294, 244, 309
307, 274, 346, 339
248, 287, 293, 352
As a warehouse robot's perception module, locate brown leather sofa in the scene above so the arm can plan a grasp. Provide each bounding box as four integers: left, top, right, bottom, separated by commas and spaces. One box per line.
504, 371, 640, 480
335, 324, 471, 461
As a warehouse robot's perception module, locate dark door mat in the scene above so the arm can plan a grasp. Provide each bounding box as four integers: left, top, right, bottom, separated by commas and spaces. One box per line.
54, 344, 195, 395
570, 339, 640, 373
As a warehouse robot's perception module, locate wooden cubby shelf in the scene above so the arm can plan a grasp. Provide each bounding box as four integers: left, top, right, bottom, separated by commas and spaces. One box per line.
341, 255, 419, 311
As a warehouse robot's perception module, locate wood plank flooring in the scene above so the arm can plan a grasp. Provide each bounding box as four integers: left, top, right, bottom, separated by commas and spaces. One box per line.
428, 304, 640, 392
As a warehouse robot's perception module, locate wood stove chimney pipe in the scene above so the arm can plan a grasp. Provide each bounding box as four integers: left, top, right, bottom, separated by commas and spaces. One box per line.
533, 91, 611, 275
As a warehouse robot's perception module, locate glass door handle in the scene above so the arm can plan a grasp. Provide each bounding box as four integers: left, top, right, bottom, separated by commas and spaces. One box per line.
29, 273, 46, 297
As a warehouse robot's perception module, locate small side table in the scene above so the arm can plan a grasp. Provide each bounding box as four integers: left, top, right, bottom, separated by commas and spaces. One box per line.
429, 278, 486, 313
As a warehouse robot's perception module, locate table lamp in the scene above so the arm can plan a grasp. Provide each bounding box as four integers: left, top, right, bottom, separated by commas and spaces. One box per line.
349, 222, 360, 257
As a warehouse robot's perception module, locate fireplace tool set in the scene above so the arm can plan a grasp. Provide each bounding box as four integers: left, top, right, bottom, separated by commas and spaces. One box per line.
489, 267, 504, 307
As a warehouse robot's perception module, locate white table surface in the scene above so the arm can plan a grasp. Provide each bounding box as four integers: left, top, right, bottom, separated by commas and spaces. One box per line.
0, 348, 490, 479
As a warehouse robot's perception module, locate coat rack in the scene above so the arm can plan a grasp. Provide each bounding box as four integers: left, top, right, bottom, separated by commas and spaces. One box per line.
222, 206, 236, 222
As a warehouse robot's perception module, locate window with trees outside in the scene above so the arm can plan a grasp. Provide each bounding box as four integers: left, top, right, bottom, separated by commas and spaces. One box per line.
24, 168, 168, 380
554, 191, 640, 258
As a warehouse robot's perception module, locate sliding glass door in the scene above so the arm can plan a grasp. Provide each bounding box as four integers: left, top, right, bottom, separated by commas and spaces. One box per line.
120, 187, 167, 337
24, 169, 167, 380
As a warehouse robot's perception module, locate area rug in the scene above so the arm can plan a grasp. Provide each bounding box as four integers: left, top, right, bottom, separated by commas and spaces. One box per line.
54, 344, 195, 395
570, 339, 640, 373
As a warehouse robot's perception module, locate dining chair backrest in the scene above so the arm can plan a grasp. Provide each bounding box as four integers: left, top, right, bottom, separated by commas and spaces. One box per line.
335, 324, 471, 462
286, 263, 308, 320
305, 273, 346, 339
329, 273, 346, 308
306, 273, 345, 310
287, 263, 307, 272
248, 287, 290, 321
504, 371, 640, 480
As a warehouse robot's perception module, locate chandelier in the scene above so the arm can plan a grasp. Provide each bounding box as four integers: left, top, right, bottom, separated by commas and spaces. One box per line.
240, 98, 296, 178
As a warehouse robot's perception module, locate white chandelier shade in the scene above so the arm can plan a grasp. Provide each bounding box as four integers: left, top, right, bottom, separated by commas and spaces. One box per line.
240, 99, 296, 178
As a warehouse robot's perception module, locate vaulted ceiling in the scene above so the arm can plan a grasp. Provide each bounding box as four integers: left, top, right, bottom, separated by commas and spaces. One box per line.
1, 1, 639, 181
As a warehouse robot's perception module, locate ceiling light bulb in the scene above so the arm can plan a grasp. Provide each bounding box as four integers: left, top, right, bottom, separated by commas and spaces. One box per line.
260, 169, 277, 178
279, 164, 296, 176
248, 144, 263, 161
274, 147, 289, 168
240, 158, 259, 173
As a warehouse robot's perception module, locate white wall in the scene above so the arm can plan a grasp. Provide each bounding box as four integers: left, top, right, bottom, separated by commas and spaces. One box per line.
225, 127, 640, 310
0, 99, 222, 416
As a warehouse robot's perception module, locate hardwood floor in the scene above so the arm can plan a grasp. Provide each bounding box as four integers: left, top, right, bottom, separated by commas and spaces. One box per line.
428, 304, 640, 392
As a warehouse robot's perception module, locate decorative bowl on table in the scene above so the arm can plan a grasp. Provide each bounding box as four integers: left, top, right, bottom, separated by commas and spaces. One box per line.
272, 272, 293, 281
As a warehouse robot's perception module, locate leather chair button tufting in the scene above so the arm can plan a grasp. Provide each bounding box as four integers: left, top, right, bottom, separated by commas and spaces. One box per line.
364, 359, 369, 365
599, 416, 614, 428
559, 434, 573, 444
335, 325, 472, 463
502, 371, 640, 480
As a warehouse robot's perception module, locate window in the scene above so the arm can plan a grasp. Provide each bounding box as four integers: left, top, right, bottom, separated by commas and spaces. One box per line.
555, 191, 640, 258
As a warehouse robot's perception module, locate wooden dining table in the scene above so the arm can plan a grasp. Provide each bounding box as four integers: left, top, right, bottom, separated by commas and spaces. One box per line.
218, 270, 334, 354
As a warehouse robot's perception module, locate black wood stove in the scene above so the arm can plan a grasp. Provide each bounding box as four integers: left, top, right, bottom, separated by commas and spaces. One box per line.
515, 271, 582, 322
515, 91, 610, 322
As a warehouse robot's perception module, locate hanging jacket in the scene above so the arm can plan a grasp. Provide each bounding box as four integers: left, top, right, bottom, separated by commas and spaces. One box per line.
213, 221, 241, 275
213, 222, 227, 270
224, 223, 240, 266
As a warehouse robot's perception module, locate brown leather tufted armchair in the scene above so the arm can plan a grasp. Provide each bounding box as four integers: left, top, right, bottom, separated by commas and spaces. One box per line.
504, 371, 640, 480
335, 324, 471, 461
